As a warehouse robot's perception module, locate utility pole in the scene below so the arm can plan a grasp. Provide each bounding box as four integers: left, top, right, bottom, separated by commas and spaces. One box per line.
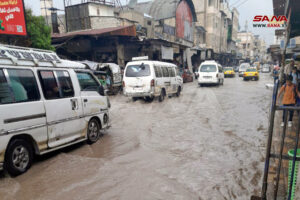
245, 20, 248, 61
63, 0, 68, 32
43, 0, 49, 26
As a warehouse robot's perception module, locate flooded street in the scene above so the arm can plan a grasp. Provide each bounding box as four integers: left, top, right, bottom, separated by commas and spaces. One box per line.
0, 73, 273, 200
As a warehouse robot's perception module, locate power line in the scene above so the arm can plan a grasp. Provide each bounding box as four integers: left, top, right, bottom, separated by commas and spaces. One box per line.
230, 0, 242, 7
235, 0, 250, 8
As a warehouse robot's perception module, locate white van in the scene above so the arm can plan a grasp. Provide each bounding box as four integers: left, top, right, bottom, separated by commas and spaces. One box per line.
123, 57, 183, 101
0, 45, 110, 176
198, 60, 224, 86
239, 63, 250, 77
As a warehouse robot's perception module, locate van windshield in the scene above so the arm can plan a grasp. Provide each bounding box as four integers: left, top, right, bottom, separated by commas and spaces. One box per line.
200, 65, 217, 72
125, 64, 150, 77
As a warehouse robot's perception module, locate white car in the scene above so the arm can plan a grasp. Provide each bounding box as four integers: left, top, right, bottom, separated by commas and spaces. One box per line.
197, 60, 224, 86
239, 63, 250, 77
123, 57, 183, 101
0, 45, 110, 176
262, 64, 270, 73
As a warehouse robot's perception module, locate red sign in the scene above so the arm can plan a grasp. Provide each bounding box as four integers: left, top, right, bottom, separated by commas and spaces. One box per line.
253, 15, 288, 22
0, 0, 27, 36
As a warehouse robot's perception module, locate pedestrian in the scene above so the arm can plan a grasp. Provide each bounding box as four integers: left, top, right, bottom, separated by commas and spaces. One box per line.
277, 75, 298, 127
291, 67, 298, 85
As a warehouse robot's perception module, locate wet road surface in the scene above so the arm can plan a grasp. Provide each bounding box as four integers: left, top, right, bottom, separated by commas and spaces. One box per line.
0, 73, 273, 200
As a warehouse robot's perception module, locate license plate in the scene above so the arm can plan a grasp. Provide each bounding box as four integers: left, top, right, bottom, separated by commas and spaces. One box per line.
204, 76, 212, 79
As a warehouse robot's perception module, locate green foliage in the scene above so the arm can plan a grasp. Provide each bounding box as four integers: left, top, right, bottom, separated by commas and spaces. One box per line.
25, 9, 55, 51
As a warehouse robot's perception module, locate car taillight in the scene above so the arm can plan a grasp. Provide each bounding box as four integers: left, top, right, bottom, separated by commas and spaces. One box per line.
122, 81, 125, 87
151, 79, 155, 87
216, 74, 218, 78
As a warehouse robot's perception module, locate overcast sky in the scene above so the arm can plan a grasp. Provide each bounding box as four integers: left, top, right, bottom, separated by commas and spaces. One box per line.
24, 0, 276, 46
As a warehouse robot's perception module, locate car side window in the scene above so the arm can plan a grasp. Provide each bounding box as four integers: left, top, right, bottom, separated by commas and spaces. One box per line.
39, 71, 60, 99
0, 69, 14, 104
0, 69, 40, 104
219, 66, 223, 73
56, 71, 74, 98
154, 65, 162, 78
76, 72, 99, 91
162, 67, 169, 77
168, 67, 175, 77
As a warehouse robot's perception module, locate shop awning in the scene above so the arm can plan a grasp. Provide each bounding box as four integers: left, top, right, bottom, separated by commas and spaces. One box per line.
52, 25, 137, 43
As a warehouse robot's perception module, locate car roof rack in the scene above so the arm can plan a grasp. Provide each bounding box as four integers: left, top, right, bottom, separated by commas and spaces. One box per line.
0, 44, 85, 69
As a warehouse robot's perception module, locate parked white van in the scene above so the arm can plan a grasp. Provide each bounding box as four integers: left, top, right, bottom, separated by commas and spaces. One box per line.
123, 57, 183, 101
198, 60, 224, 86
0, 45, 110, 176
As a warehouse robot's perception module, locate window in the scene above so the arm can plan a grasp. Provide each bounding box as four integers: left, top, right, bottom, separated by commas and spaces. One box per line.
218, 66, 223, 72
154, 65, 162, 77
168, 67, 175, 77
56, 71, 74, 98
0, 69, 14, 104
200, 65, 217, 72
0, 69, 40, 104
162, 67, 169, 77
39, 71, 60, 99
125, 64, 151, 77
3, 69, 40, 104
208, 0, 214, 7
147, 20, 152, 26
76, 72, 99, 91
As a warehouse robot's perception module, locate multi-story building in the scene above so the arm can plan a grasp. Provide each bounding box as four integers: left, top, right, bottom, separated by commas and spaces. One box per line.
51, 0, 241, 67
237, 31, 255, 61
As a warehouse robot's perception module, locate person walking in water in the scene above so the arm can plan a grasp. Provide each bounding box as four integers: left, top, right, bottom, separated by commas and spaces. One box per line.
277, 75, 299, 127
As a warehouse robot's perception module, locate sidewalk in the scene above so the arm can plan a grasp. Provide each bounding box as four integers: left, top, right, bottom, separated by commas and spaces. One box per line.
267, 111, 300, 199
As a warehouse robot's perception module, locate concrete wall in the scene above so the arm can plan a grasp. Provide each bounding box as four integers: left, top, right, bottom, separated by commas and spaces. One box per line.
90, 17, 134, 29
66, 4, 91, 32
88, 3, 115, 17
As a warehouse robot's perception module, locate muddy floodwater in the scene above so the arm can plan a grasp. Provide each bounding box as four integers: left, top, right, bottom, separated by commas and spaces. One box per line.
0, 73, 273, 200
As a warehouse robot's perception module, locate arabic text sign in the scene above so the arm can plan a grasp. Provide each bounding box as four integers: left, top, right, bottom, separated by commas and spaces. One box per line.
0, 0, 27, 36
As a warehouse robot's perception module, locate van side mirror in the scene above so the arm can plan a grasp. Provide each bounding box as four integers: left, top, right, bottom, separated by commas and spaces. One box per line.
98, 85, 105, 96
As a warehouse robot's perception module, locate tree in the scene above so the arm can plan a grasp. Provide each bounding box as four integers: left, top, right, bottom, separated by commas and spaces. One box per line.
0, 9, 55, 51
25, 9, 55, 50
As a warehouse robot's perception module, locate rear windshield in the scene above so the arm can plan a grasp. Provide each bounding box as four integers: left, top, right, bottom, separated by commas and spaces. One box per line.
246, 68, 257, 72
240, 64, 250, 69
125, 64, 151, 77
200, 65, 217, 72
224, 68, 233, 71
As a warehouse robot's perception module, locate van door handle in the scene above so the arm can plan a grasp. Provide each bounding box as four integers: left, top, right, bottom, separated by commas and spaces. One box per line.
84, 99, 88, 103
70, 99, 78, 110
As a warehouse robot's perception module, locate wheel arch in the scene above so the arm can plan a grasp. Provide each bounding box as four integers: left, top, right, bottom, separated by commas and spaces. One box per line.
6, 134, 39, 156
89, 116, 102, 129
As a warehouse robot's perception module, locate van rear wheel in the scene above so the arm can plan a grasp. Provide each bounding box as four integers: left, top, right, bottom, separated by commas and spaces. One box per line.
5, 139, 33, 176
159, 90, 165, 102
176, 86, 181, 97
87, 119, 101, 144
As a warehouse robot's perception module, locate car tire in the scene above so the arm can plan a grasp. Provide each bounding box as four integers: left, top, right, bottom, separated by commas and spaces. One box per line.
145, 96, 154, 102
132, 97, 139, 101
87, 119, 101, 144
176, 86, 181, 97
159, 89, 165, 102
5, 139, 33, 176
198, 83, 202, 87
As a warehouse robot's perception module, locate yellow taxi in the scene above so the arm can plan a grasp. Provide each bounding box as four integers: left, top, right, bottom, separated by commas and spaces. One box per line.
224, 67, 235, 77
243, 67, 259, 81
